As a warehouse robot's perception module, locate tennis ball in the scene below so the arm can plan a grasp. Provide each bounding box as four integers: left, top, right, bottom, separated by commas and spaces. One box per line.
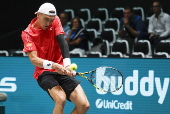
69, 63, 78, 71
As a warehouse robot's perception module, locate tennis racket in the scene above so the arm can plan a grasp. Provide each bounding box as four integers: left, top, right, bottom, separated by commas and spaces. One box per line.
76, 66, 123, 92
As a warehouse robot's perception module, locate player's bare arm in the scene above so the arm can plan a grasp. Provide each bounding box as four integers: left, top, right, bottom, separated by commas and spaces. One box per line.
26, 51, 43, 67
27, 51, 73, 76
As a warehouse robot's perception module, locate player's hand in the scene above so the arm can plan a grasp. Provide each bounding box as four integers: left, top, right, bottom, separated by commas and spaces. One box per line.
65, 65, 76, 77
52, 63, 70, 75
52, 63, 66, 75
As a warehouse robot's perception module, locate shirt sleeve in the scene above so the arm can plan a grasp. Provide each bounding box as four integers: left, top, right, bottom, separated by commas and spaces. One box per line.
53, 16, 65, 36
135, 18, 146, 34
148, 16, 154, 34
160, 15, 170, 37
21, 31, 37, 52
119, 18, 124, 30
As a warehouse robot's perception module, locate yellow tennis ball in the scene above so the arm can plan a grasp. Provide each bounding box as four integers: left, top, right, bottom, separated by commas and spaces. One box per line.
69, 63, 78, 71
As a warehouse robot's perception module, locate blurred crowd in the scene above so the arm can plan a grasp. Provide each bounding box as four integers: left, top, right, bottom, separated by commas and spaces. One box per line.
1, 0, 170, 58
58, 0, 170, 58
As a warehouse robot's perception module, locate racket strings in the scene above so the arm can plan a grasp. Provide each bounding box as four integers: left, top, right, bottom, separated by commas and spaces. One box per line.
92, 67, 123, 92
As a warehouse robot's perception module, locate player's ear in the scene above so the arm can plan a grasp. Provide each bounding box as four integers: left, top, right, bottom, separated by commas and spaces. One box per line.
36, 12, 40, 17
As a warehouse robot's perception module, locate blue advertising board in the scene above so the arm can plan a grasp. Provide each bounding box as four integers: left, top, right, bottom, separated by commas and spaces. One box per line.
0, 57, 170, 114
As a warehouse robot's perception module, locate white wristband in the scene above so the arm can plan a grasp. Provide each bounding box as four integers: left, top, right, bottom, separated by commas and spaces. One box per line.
63, 58, 71, 67
43, 60, 54, 69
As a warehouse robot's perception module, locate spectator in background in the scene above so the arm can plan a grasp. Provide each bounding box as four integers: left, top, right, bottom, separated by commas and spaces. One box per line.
148, 0, 170, 46
59, 12, 70, 39
66, 17, 88, 55
118, 6, 148, 52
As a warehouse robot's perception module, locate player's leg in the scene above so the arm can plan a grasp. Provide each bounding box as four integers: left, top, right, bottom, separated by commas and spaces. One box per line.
70, 84, 90, 114
37, 72, 67, 114
48, 86, 66, 114
57, 73, 90, 113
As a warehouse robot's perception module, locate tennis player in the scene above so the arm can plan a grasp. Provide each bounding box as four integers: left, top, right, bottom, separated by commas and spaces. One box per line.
21, 3, 89, 114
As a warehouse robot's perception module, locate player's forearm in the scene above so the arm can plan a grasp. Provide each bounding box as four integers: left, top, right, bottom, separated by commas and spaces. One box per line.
27, 51, 46, 68
32, 58, 63, 70
31, 58, 44, 68
27, 52, 44, 68
28, 52, 61, 69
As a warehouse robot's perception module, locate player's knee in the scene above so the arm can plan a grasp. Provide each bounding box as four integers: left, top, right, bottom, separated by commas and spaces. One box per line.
54, 95, 66, 106
85, 102, 90, 110
80, 101, 90, 110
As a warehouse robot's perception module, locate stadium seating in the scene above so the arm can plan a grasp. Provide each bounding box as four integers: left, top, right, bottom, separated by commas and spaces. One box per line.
133, 7, 145, 21
86, 18, 102, 35
110, 7, 124, 20
77, 8, 91, 25
11, 50, 27, 57
64, 9, 75, 25
0, 50, 9, 56
70, 52, 84, 57
100, 28, 117, 47
93, 8, 109, 24
145, 8, 153, 19
153, 40, 170, 58
86, 29, 98, 49
152, 52, 169, 58
3, 6, 170, 59
86, 38, 110, 57
130, 40, 152, 58
86, 51, 103, 58
80, 18, 85, 27
108, 40, 129, 58
85, 37, 103, 57
104, 18, 120, 34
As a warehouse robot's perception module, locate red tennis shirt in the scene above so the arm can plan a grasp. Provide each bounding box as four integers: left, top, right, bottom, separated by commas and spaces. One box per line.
21, 16, 65, 80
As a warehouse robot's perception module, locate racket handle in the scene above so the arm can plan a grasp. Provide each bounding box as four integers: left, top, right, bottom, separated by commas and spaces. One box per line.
72, 71, 77, 75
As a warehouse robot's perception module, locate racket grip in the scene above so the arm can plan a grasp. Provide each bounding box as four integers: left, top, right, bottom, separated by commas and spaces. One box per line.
72, 71, 77, 75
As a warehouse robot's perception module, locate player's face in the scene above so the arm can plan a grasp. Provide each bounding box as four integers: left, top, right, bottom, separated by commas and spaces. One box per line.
152, 2, 161, 14
124, 9, 133, 19
38, 13, 55, 30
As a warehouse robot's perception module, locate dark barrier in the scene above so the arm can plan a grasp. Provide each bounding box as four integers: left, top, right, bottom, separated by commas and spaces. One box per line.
0, 106, 5, 114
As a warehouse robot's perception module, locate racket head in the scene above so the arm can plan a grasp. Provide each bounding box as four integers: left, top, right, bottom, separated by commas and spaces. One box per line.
78, 66, 123, 92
